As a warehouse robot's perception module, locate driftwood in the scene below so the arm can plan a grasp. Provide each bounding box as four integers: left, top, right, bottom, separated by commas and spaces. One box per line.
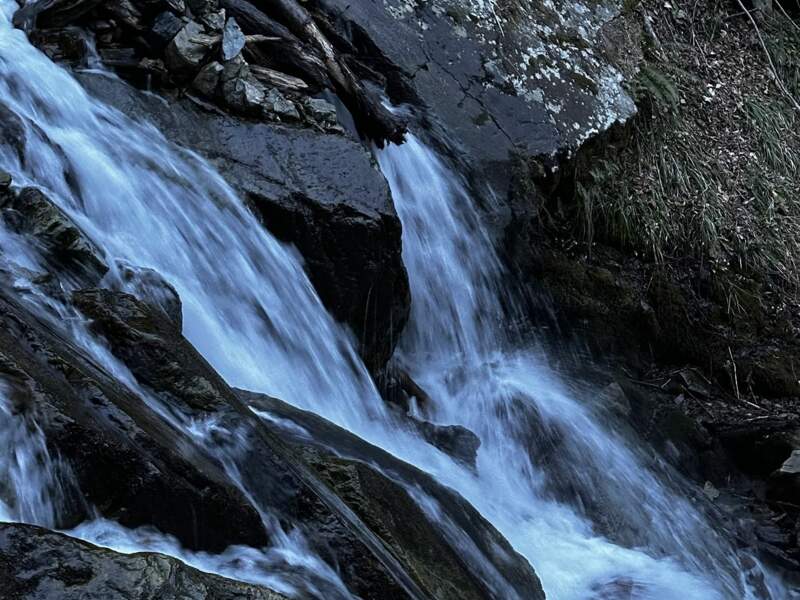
250, 64, 309, 91
223, 0, 331, 91
228, 0, 406, 144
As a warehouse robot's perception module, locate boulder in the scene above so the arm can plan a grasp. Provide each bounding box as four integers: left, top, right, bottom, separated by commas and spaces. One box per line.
768, 450, 800, 503
0, 185, 108, 285
148, 11, 184, 51
70, 288, 429, 599
0, 523, 287, 600
13, 0, 103, 30
77, 72, 410, 371
238, 390, 546, 600
0, 291, 268, 553
313, 0, 638, 202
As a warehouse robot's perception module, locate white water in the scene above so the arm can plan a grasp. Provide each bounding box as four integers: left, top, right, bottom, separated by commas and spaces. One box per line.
0, 2, 792, 598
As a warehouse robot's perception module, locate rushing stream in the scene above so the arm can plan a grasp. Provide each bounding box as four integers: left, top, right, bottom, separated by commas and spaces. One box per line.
0, 2, 793, 598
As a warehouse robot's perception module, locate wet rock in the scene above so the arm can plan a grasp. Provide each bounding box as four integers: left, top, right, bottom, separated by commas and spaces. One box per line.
222, 73, 265, 114
165, 20, 218, 79
77, 72, 410, 371
104, 0, 144, 31
0, 523, 287, 600
0, 291, 268, 553
239, 389, 546, 600
769, 450, 800, 503
186, 0, 218, 18
70, 289, 429, 599
222, 16, 245, 60
13, 0, 103, 30
411, 418, 481, 469
115, 263, 183, 330
201, 9, 227, 32
303, 97, 341, 131
314, 0, 638, 199
0, 186, 108, 285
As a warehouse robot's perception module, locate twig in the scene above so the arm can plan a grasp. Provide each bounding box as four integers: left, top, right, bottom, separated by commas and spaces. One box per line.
733, 0, 800, 114
775, 0, 800, 34
728, 346, 741, 401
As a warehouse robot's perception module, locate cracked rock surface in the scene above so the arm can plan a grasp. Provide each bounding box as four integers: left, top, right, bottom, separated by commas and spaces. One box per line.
316, 0, 637, 195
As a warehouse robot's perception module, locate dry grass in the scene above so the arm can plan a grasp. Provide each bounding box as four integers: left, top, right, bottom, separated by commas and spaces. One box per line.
569, 0, 800, 309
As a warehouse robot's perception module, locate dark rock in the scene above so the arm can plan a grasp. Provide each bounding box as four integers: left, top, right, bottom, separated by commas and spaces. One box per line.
314, 0, 636, 200
0, 290, 268, 553
221, 72, 265, 114
0, 523, 287, 600
78, 71, 410, 371
104, 0, 144, 31
186, 0, 218, 17
768, 450, 800, 504
222, 16, 245, 60
200, 9, 227, 32
262, 87, 299, 121
239, 389, 546, 600
148, 11, 184, 51
411, 418, 481, 469
70, 288, 430, 599
116, 262, 183, 330
0, 187, 108, 285
13, 0, 103, 30
191, 60, 223, 96
0, 171, 11, 191
165, 20, 218, 79
303, 97, 341, 131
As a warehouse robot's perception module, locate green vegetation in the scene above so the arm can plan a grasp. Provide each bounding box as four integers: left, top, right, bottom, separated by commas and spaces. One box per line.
565, 1, 800, 309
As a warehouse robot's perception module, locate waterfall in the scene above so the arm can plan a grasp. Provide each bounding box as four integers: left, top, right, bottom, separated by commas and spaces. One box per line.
0, 0, 792, 598
377, 136, 790, 600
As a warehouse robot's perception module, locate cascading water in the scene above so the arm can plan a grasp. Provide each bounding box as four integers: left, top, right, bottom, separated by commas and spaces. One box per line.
376, 136, 792, 600
0, 1, 793, 598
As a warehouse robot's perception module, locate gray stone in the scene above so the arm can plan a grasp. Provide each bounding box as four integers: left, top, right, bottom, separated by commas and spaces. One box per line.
165, 20, 218, 78
263, 88, 299, 121
149, 11, 184, 51
0, 524, 287, 600
201, 8, 226, 32
191, 60, 223, 97
0, 187, 108, 283
221, 16, 245, 60
304, 97, 340, 130
315, 0, 638, 201
778, 450, 800, 475
222, 75, 265, 114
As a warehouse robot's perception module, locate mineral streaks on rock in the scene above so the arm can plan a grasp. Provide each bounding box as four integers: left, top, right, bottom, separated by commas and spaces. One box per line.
385, 0, 636, 148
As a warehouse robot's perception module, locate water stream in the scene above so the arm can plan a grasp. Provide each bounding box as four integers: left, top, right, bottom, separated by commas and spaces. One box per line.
0, 2, 792, 598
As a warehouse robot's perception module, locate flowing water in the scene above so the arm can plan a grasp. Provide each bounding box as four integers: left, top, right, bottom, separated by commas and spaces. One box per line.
0, 2, 793, 598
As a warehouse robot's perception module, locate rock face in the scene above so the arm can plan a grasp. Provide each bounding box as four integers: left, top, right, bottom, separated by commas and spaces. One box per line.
0, 183, 108, 285
0, 291, 268, 553
0, 265, 545, 598
0, 524, 287, 600
77, 72, 410, 371
239, 390, 546, 600
312, 0, 637, 197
